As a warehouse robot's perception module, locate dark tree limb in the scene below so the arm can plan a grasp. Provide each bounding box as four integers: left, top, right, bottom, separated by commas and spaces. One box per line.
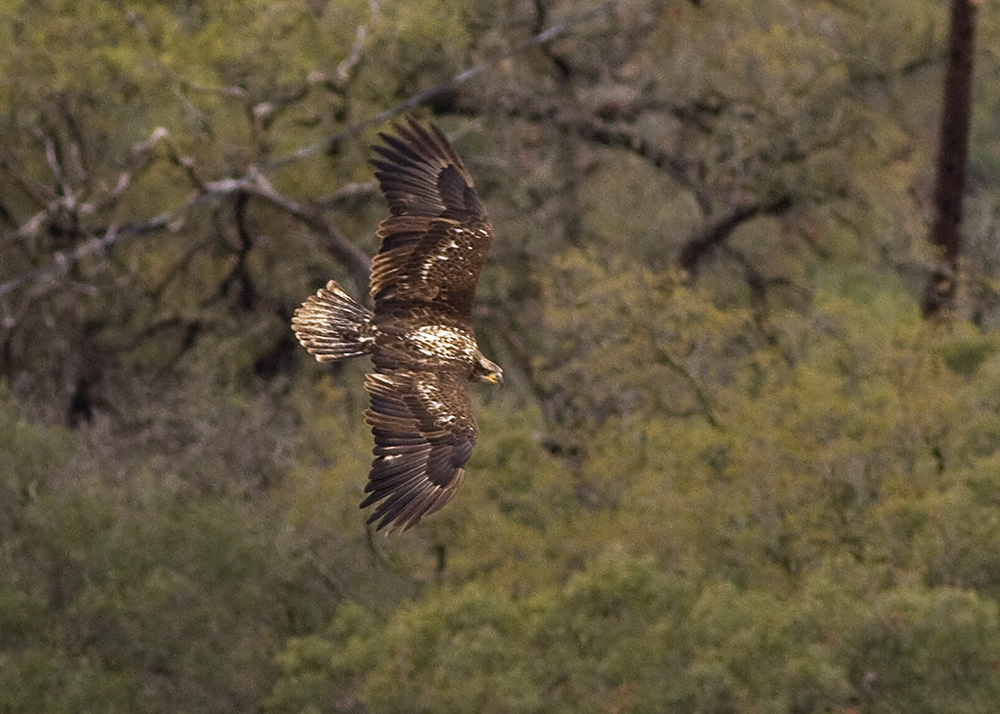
266, 0, 623, 170
245, 170, 372, 299
678, 194, 794, 277
922, 0, 978, 318
1, 0, 623, 299
478, 304, 559, 425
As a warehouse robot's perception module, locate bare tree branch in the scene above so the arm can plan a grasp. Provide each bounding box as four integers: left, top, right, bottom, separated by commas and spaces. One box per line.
0, 201, 197, 298
336, 0, 381, 84
480, 305, 559, 424
0, 0, 624, 300
0, 150, 57, 209
678, 194, 795, 276
245, 169, 372, 297
264, 0, 623, 171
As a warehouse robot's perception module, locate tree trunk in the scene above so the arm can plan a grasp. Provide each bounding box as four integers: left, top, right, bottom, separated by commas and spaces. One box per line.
922, 0, 978, 318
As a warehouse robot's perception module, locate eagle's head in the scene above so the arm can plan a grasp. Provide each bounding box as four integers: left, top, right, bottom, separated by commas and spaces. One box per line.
472, 352, 503, 386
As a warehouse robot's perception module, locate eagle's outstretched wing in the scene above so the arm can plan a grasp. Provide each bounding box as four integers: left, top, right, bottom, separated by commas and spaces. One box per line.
292, 120, 500, 533
361, 369, 477, 531
369, 119, 494, 317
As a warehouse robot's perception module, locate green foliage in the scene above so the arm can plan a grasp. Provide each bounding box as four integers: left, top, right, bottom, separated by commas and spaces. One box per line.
0, 384, 367, 712
269, 554, 1000, 713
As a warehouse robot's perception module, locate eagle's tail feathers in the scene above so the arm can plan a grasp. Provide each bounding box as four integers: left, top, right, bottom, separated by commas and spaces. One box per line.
292, 280, 375, 362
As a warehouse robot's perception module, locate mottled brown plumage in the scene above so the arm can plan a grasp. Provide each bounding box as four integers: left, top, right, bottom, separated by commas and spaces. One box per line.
291, 119, 502, 532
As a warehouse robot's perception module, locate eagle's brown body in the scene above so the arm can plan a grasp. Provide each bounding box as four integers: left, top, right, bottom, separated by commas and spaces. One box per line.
292, 119, 501, 531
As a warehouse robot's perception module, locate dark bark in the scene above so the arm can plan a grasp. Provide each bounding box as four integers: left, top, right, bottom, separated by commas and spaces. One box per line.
678, 195, 794, 276
922, 0, 978, 318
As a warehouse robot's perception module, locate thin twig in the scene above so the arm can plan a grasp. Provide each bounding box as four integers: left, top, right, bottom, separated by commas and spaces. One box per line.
336, 0, 381, 83
263, 0, 621, 171
246, 169, 372, 296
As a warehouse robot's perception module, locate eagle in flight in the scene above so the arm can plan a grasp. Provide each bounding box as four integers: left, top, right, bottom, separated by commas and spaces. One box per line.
292, 119, 502, 532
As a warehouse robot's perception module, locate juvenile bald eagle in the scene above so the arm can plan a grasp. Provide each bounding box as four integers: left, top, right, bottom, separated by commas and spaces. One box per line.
292, 119, 502, 532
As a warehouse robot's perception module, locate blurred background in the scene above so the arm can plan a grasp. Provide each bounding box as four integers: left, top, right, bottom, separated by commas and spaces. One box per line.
1, 0, 999, 711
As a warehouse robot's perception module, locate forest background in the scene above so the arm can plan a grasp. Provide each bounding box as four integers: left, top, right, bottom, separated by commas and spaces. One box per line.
2, 0, 1000, 712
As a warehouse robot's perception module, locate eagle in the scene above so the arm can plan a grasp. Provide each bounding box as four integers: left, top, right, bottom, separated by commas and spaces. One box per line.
291, 119, 502, 532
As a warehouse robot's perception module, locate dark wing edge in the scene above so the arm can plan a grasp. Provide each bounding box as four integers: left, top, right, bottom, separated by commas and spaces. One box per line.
370, 118, 486, 221
361, 369, 477, 532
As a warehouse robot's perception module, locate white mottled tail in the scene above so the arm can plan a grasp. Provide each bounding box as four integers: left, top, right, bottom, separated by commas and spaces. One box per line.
292, 280, 375, 362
